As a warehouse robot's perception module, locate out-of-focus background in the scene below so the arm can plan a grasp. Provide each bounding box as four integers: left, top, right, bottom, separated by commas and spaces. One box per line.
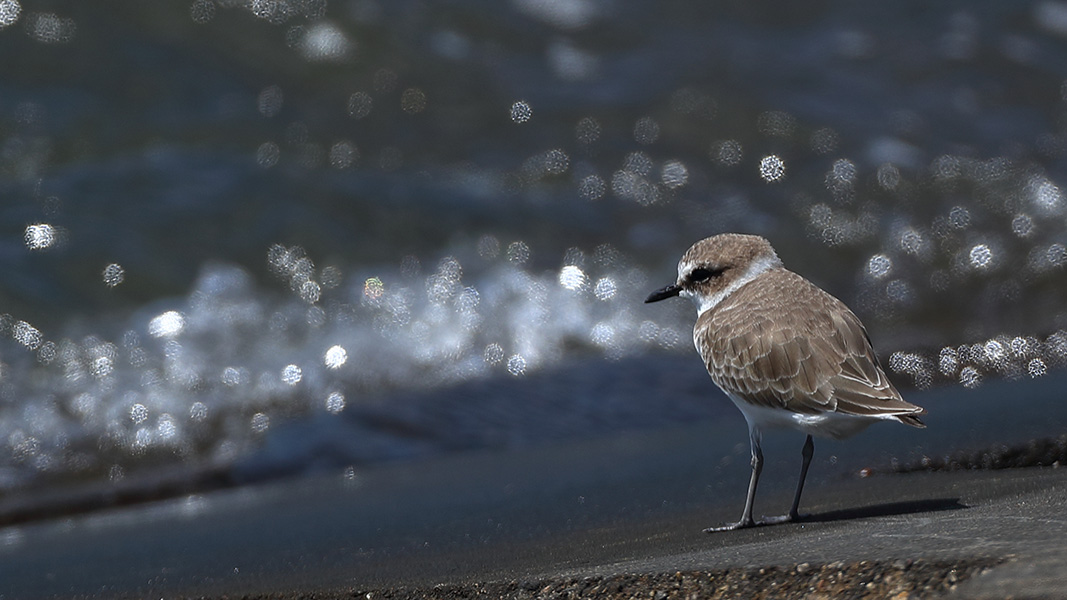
1, 0, 1067, 509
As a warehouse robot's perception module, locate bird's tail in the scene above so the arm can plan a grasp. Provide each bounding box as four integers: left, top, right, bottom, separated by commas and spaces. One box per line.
896, 411, 926, 428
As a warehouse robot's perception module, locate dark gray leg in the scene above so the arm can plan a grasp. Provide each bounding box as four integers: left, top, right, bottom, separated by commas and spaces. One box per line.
788, 434, 814, 521
705, 428, 762, 532
709, 433, 815, 532
761, 434, 814, 525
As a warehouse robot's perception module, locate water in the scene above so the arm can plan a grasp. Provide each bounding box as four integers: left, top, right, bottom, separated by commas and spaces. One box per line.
1, 0, 1067, 511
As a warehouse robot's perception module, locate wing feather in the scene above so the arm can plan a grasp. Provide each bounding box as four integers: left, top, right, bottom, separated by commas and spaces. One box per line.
695, 268, 925, 425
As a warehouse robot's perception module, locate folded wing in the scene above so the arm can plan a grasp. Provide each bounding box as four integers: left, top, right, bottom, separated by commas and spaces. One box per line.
696, 269, 925, 426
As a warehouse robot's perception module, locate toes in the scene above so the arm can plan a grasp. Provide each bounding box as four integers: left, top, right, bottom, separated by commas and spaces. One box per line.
704, 520, 755, 533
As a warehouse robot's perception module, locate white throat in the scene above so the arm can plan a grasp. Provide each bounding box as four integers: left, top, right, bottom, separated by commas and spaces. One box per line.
685, 255, 780, 315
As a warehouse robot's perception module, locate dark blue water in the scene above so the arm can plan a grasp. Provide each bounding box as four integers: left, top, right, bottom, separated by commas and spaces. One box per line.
1, 0, 1066, 516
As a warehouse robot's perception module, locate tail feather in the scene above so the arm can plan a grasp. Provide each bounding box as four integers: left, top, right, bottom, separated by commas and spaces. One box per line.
896, 412, 926, 428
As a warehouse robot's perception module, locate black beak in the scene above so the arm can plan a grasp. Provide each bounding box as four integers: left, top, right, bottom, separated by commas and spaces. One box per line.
645, 284, 681, 303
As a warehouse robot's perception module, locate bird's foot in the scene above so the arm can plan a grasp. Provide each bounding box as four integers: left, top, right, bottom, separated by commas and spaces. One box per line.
758, 513, 798, 525
703, 519, 756, 533
758, 511, 809, 525
704, 513, 808, 533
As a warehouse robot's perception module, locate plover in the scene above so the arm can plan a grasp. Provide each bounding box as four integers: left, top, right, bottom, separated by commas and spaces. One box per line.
645, 234, 925, 531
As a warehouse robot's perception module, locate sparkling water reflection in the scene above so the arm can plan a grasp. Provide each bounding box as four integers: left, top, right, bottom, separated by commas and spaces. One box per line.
0, 239, 696, 491
1, 1, 1067, 499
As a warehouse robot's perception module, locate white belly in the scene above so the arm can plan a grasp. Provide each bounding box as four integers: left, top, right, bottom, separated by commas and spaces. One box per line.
724, 392, 879, 440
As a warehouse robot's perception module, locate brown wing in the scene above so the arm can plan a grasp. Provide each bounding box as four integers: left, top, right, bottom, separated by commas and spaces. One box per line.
695, 268, 925, 425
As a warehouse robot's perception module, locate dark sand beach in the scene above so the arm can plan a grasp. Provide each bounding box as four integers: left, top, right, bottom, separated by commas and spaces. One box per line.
5, 369, 1067, 599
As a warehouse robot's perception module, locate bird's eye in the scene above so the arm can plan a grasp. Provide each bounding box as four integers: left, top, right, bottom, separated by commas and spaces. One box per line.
689, 267, 722, 283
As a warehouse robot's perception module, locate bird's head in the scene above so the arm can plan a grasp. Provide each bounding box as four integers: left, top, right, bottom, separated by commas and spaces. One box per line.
645, 234, 782, 313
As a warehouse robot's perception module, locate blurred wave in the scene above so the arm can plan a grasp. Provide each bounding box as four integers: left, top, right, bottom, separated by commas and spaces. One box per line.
2, 0, 1067, 497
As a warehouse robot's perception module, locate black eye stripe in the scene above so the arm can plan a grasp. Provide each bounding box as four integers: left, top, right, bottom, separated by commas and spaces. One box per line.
689, 267, 724, 282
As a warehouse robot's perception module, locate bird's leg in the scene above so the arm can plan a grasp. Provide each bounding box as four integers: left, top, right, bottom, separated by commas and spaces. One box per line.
761, 434, 814, 525
789, 434, 814, 520
705, 429, 762, 532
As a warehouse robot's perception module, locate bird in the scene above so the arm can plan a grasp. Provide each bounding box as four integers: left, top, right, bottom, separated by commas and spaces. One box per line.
645, 233, 925, 532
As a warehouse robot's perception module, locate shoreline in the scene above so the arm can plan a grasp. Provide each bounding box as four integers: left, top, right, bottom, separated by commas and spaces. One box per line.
81, 459, 1066, 600
6, 372, 1067, 599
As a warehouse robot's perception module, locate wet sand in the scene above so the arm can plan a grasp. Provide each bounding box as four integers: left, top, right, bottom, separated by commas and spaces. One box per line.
7, 444, 1067, 599
287, 466, 1066, 600
5, 372, 1067, 599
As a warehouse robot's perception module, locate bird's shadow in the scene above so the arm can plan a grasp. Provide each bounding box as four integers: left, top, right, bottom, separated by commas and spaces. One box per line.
800, 497, 967, 523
